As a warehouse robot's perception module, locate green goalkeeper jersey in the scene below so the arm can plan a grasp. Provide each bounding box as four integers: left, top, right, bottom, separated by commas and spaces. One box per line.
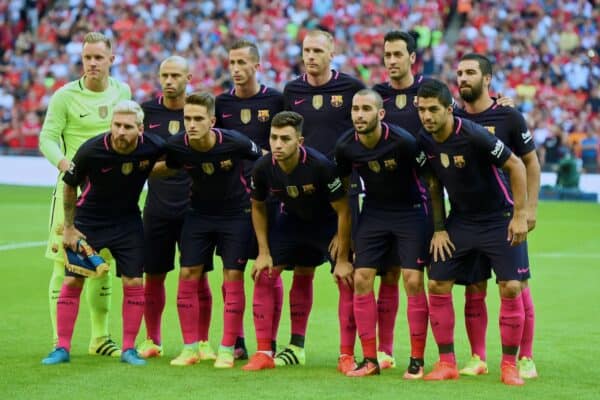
39, 76, 132, 182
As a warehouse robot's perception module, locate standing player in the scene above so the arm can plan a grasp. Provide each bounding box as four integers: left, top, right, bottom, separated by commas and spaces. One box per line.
39, 32, 131, 358
137, 56, 216, 361
416, 80, 529, 386
371, 30, 431, 377
215, 40, 285, 358
454, 53, 540, 379
335, 89, 442, 377
156, 92, 262, 368
243, 111, 352, 371
283, 29, 364, 372
41, 100, 165, 366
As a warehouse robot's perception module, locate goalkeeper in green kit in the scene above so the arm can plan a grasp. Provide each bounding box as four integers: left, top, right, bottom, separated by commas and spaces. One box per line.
39, 32, 131, 357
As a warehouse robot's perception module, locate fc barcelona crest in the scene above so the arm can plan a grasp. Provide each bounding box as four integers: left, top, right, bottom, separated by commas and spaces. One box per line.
395, 94, 407, 109
220, 159, 233, 171
286, 186, 299, 198
331, 95, 343, 108
168, 120, 180, 134
202, 162, 215, 175
241, 109, 251, 124
440, 153, 450, 168
139, 160, 150, 170
368, 160, 381, 173
383, 159, 397, 171
453, 155, 466, 168
485, 126, 496, 134
99, 105, 108, 119
302, 184, 316, 194
121, 162, 133, 175
257, 109, 270, 122
312, 95, 323, 110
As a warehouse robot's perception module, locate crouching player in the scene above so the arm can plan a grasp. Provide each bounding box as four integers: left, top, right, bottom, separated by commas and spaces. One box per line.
243, 111, 352, 371
42, 100, 165, 366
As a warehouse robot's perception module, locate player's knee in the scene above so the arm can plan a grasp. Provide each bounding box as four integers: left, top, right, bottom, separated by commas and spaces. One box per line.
223, 268, 243, 281
466, 280, 488, 294
63, 276, 84, 288
428, 279, 452, 294
122, 276, 143, 287
381, 268, 400, 285
354, 268, 375, 294
180, 266, 203, 280
498, 280, 521, 298
402, 269, 424, 295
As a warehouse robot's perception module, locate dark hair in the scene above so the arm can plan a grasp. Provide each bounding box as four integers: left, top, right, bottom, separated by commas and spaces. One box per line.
354, 88, 384, 109
271, 111, 304, 134
416, 79, 453, 107
460, 53, 493, 76
230, 40, 260, 62
185, 92, 215, 116
383, 31, 416, 54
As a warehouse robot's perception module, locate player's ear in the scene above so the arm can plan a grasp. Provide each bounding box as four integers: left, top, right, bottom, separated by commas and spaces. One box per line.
409, 51, 416, 65
378, 108, 386, 121
210, 115, 216, 127
298, 136, 304, 146
109, 54, 115, 65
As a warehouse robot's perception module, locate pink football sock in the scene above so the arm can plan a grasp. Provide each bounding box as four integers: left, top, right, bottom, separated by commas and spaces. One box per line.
143, 276, 166, 344
56, 285, 83, 351
272, 274, 283, 342
197, 275, 212, 342
253, 270, 277, 345
519, 287, 535, 359
290, 274, 314, 337
377, 283, 399, 356
337, 280, 356, 356
354, 292, 377, 359
177, 279, 200, 345
407, 292, 429, 359
122, 285, 145, 351
429, 293, 456, 364
465, 291, 487, 360
221, 280, 245, 347
500, 294, 525, 366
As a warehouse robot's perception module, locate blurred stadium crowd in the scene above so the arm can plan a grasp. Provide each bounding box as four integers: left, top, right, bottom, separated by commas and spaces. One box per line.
1, 0, 598, 172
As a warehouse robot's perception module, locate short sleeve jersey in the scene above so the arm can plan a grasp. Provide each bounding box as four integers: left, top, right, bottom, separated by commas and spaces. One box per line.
283, 70, 365, 159
141, 96, 191, 218
251, 146, 345, 221
165, 128, 262, 215
335, 122, 426, 210
454, 99, 535, 157
372, 75, 430, 137
416, 117, 514, 217
62, 132, 165, 226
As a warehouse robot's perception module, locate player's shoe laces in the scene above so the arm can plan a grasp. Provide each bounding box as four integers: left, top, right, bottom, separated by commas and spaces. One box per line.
274, 344, 306, 366
518, 357, 538, 379
501, 362, 525, 386
89, 336, 121, 357
403, 357, 425, 380
377, 351, 396, 369
459, 355, 489, 376
337, 354, 357, 374
214, 347, 235, 369
42, 347, 70, 365
423, 361, 459, 381
170, 347, 200, 366
64, 239, 110, 278
198, 341, 217, 361
137, 338, 163, 358
242, 352, 275, 371
121, 349, 147, 366
346, 358, 380, 377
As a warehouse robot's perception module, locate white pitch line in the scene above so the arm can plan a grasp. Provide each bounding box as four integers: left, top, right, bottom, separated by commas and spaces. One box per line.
0, 241, 47, 251
532, 253, 600, 259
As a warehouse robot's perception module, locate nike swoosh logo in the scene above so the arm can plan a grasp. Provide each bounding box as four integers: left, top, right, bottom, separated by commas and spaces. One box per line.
383, 97, 391, 103
149, 123, 161, 129
417, 257, 426, 264
183, 164, 195, 170
79, 113, 90, 118
269, 188, 283, 193
101, 167, 113, 173
293, 98, 305, 105
517, 268, 529, 274
427, 155, 436, 159
222, 113, 233, 119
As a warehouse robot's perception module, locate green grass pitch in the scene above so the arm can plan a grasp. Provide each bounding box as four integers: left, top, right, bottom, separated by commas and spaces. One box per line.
0, 184, 598, 399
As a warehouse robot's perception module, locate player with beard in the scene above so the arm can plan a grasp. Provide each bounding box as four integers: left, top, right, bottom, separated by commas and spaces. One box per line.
283, 30, 365, 373
42, 100, 165, 366
416, 80, 529, 386
215, 40, 285, 359
335, 89, 444, 377
454, 53, 540, 379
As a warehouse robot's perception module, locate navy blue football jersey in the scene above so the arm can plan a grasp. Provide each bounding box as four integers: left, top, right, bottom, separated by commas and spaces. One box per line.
251, 146, 345, 221
63, 132, 165, 226
165, 128, 262, 214
142, 96, 191, 218
335, 122, 426, 210
416, 117, 515, 217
